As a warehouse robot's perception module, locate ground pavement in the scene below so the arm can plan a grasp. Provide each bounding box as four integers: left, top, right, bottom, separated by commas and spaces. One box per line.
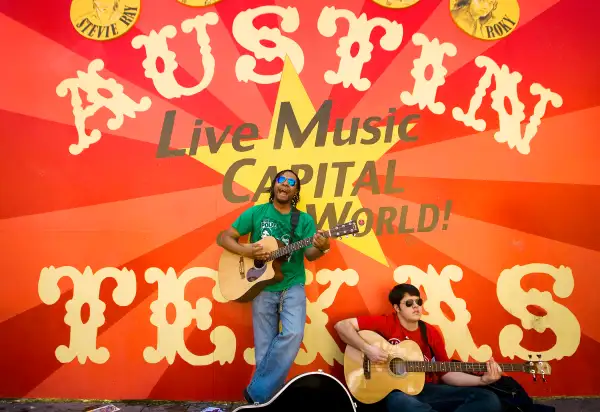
1, 398, 599, 412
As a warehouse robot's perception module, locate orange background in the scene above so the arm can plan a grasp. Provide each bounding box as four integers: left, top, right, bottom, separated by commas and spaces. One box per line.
1, 0, 599, 402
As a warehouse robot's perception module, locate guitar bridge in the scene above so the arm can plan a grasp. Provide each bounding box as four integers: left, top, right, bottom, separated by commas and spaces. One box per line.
238, 257, 244, 279
363, 354, 371, 379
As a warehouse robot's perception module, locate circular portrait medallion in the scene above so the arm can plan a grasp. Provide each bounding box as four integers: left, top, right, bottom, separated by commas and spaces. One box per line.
70, 0, 141, 41
177, 0, 223, 7
450, 0, 520, 41
371, 0, 421, 9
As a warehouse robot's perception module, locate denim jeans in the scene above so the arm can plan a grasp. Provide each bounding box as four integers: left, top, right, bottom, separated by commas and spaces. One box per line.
246, 284, 306, 404
386, 384, 502, 412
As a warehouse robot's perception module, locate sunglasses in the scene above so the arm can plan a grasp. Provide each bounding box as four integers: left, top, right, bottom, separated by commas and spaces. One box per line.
403, 298, 423, 307
276, 176, 297, 186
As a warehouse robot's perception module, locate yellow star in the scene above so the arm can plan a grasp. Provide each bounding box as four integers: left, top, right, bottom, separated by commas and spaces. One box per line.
188, 57, 408, 266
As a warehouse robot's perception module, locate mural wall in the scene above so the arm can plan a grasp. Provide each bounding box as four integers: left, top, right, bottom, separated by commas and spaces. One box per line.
1, 0, 599, 402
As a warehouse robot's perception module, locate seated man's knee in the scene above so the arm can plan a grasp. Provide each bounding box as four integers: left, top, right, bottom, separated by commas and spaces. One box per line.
386, 391, 431, 412
472, 388, 502, 412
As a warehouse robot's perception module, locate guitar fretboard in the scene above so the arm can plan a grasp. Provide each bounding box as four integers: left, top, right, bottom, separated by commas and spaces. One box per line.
389, 360, 527, 374
269, 231, 331, 261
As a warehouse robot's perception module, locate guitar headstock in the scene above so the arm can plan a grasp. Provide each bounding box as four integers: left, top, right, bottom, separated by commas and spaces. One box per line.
329, 220, 360, 239
523, 354, 551, 382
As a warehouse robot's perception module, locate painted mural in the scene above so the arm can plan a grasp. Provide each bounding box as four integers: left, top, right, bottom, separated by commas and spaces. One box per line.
0, 0, 599, 402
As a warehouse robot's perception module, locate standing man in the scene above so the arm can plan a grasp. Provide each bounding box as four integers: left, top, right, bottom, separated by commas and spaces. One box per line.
218, 169, 330, 404
334, 283, 503, 411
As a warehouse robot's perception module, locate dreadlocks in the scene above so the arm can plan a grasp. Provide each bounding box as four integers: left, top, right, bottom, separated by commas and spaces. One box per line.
268, 169, 301, 207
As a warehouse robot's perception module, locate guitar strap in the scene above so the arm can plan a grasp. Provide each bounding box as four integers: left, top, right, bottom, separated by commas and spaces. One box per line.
290, 207, 300, 243
418, 320, 436, 360
277, 208, 301, 314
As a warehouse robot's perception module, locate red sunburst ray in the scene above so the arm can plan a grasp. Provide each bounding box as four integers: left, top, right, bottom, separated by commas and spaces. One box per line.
336, 242, 395, 314
373, 175, 600, 252
0, 2, 244, 131
0, 206, 247, 398
0, 14, 226, 152
325, 0, 444, 122
384, 0, 600, 154
346, 0, 563, 123
377, 106, 600, 186
27, 244, 227, 399
134, 3, 273, 135
0, 185, 249, 325
0, 110, 227, 220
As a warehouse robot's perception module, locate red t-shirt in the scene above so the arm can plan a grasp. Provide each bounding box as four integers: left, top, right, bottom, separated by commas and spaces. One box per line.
356, 313, 450, 384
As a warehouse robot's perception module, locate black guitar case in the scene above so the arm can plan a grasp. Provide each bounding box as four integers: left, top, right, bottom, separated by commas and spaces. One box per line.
233, 370, 357, 412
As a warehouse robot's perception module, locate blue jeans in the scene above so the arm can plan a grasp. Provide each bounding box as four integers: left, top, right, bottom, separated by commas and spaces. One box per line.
246, 284, 306, 404
386, 384, 502, 412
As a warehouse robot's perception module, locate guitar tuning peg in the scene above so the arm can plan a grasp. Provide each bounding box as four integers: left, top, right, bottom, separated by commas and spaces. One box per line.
532, 374, 537, 382
542, 375, 546, 383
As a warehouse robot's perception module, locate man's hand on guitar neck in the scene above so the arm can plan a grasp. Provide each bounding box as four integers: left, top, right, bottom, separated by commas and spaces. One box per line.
305, 230, 331, 261
480, 357, 503, 385
442, 357, 503, 387
312, 230, 330, 252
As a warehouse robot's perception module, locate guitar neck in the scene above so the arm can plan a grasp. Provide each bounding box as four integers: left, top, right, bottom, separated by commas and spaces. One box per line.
269, 231, 331, 261
395, 360, 527, 373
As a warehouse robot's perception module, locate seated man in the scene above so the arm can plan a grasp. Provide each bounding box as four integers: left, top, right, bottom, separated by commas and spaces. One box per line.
334, 283, 503, 412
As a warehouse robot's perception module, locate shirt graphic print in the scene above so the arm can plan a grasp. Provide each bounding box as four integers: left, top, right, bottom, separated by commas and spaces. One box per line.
259, 218, 292, 262
231, 203, 317, 292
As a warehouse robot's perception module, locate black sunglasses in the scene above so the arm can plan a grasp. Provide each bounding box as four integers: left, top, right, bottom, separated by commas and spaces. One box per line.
403, 298, 423, 307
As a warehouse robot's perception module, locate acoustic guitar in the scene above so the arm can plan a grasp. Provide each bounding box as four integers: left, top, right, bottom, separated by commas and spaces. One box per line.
217, 220, 359, 302
343, 330, 552, 404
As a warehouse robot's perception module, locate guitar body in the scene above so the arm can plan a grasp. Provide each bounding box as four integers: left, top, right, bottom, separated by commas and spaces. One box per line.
217, 220, 360, 302
343, 330, 426, 404
232, 371, 357, 412
217, 236, 287, 302
343, 331, 552, 405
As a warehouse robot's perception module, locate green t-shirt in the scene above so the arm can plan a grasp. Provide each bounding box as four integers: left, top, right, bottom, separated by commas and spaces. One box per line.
231, 202, 317, 292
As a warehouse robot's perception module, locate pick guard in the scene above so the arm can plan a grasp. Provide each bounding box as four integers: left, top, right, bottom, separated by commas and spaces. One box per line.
246, 260, 268, 282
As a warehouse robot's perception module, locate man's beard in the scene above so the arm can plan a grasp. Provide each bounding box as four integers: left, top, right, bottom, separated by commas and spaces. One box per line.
274, 191, 292, 204
275, 196, 292, 204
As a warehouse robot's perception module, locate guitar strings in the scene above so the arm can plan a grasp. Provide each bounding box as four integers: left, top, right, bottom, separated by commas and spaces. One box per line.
385, 358, 528, 373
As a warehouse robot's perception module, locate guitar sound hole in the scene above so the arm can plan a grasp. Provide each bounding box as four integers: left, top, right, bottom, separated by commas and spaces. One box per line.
254, 260, 265, 268
389, 358, 407, 376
